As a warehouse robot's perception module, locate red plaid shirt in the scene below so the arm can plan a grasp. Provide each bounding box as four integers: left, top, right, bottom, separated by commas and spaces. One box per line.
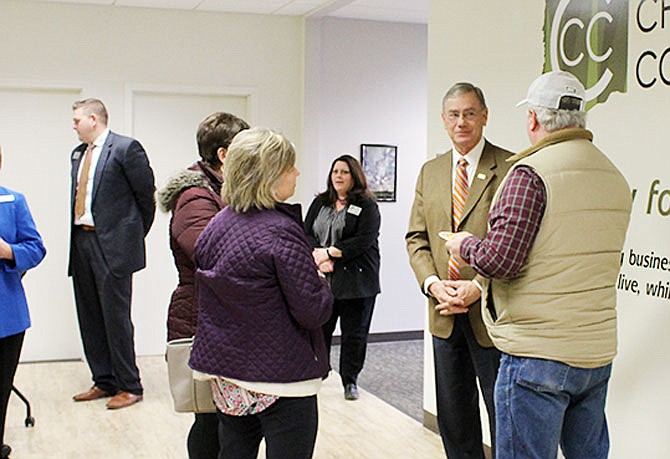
461, 166, 546, 279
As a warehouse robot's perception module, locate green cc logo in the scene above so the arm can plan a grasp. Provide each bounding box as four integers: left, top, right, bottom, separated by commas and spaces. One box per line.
544, 0, 628, 110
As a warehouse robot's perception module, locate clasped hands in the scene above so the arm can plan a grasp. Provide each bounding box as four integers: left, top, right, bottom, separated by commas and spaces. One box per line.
432, 230, 479, 315
312, 246, 340, 274
430, 279, 481, 315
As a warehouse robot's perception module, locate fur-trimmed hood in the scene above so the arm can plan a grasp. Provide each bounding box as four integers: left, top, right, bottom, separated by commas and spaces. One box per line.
157, 169, 212, 212
161, 161, 224, 341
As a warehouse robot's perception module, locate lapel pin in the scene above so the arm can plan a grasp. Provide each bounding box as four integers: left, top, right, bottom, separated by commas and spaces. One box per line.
477, 173, 486, 180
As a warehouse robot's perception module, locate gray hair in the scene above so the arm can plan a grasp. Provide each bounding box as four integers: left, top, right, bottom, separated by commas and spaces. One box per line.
529, 104, 586, 132
442, 82, 487, 111
221, 127, 296, 212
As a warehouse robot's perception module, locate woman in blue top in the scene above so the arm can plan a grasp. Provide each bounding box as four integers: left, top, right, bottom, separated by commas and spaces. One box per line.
0, 147, 46, 459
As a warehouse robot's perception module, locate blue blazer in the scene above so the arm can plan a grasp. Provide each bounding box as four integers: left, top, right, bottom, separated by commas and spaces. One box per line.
0, 186, 46, 339
68, 131, 156, 278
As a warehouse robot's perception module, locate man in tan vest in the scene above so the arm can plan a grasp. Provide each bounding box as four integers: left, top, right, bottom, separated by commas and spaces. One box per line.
446, 71, 632, 459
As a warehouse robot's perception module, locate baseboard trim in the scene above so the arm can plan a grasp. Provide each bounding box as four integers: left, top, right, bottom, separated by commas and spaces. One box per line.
20, 358, 82, 365
332, 330, 423, 345
423, 409, 439, 433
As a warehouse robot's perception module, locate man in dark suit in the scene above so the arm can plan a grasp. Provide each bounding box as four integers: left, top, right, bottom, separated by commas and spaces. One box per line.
69, 98, 155, 410
406, 83, 513, 458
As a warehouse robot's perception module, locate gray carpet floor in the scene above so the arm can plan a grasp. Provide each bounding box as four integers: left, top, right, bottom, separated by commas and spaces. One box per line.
329, 340, 423, 422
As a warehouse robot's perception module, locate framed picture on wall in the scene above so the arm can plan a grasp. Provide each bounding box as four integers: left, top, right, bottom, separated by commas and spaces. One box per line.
360, 144, 397, 202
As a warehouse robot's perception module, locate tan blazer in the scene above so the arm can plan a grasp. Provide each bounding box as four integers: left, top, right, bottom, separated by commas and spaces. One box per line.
406, 140, 513, 346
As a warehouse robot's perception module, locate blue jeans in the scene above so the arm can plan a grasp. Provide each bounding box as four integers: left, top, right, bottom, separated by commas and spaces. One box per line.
495, 354, 611, 459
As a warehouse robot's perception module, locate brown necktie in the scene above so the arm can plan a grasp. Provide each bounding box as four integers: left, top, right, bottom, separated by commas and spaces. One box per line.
74, 144, 94, 220
448, 158, 469, 280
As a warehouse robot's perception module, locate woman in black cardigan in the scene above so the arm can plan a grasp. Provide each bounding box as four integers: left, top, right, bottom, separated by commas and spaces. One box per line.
304, 154, 381, 401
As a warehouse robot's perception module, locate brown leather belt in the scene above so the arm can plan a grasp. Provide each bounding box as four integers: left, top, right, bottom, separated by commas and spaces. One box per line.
77, 224, 96, 232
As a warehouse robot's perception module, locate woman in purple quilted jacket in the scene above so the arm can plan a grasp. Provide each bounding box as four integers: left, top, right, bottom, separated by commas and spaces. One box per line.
189, 127, 333, 459
158, 112, 249, 459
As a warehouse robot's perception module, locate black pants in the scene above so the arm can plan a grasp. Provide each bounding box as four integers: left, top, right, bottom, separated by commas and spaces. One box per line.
71, 228, 142, 395
433, 314, 500, 459
0, 332, 25, 445
217, 396, 318, 459
323, 296, 376, 386
187, 412, 219, 459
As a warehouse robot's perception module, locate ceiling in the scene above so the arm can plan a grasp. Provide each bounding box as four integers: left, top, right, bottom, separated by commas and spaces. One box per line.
32, 0, 428, 24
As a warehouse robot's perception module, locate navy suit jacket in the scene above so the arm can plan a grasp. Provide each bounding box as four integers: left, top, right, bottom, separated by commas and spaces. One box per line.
68, 131, 156, 278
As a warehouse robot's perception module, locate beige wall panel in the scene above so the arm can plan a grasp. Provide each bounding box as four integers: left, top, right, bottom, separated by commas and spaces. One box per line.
129, 89, 249, 355
0, 85, 84, 361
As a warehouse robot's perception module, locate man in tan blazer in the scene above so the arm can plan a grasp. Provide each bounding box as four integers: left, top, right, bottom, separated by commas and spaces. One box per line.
406, 82, 513, 458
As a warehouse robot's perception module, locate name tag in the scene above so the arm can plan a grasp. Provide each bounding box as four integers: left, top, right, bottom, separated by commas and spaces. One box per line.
347, 205, 362, 216
0, 194, 16, 203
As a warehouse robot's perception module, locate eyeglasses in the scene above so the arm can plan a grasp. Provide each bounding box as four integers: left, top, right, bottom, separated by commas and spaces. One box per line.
445, 109, 481, 122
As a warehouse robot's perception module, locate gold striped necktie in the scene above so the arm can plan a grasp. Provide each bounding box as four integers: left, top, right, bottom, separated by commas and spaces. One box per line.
74, 144, 94, 220
448, 157, 469, 280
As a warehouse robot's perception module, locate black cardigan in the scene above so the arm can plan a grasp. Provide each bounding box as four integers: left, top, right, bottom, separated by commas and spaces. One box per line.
304, 194, 381, 300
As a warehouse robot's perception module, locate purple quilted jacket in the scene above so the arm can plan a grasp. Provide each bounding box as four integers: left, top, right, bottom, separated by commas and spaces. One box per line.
189, 203, 333, 383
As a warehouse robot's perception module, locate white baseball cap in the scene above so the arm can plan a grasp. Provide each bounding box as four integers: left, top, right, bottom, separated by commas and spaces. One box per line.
516, 71, 586, 111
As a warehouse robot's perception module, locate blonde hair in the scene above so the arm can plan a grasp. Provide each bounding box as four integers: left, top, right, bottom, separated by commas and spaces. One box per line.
222, 127, 296, 212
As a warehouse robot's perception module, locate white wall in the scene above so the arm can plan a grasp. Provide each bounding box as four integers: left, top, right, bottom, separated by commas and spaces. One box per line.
0, 1, 305, 360
1, 3, 430, 362
427, 1, 670, 456
305, 17, 429, 334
